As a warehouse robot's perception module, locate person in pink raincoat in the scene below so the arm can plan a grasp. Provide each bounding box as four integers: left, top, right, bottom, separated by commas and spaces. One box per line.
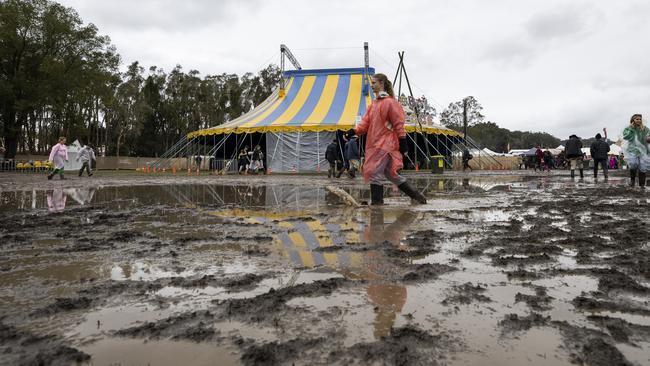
48, 136, 68, 180
350, 73, 426, 205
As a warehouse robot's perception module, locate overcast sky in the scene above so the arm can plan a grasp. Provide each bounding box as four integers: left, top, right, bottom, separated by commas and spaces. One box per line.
57, 0, 650, 140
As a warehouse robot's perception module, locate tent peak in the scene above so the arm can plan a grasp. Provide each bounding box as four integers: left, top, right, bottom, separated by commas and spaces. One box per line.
283, 67, 375, 77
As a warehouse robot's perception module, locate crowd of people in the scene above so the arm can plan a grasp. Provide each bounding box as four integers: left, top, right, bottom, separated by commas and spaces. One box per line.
521, 137, 623, 176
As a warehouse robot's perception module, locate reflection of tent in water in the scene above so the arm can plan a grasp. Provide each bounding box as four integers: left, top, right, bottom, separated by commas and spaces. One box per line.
163, 182, 417, 339
210, 207, 365, 269
209, 206, 419, 273
210, 206, 414, 338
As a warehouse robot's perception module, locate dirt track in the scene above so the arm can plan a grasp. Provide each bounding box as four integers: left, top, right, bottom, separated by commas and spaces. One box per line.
1, 170, 649, 365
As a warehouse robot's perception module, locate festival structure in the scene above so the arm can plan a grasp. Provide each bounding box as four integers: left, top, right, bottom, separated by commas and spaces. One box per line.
152, 43, 491, 173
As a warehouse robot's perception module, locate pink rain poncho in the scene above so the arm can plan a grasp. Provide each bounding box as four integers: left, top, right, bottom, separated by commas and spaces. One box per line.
49, 143, 68, 169
354, 96, 406, 184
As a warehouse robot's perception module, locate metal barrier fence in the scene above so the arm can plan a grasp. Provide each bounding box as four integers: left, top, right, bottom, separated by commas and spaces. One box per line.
0, 156, 241, 173
0, 159, 52, 173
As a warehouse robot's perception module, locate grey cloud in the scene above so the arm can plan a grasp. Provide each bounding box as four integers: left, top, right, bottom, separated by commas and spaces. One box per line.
481, 38, 536, 68
71, 0, 260, 31
525, 5, 603, 42
593, 69, 650, 91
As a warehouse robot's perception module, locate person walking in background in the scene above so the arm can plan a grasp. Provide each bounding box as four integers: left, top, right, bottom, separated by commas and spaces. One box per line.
622, 114, 650, 187
345, 132, 361, 178
237, 148, 249, 174
47, 137, 68, 180
250, 145, 264, 174
534, 146, 544, 172
325, 138, 341, 178
77, 144, 96, 177
590, 132, 610, 179
462, 148, 473, 172
349, 73, 426, 205
542, 150, 553, 172
609, 155, 617, 170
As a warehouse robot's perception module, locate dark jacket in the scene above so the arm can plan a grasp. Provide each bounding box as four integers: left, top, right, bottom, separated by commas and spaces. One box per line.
345, 138, 360, 161
590, 139, 610, 160
325, 142, 340, 163
565, 136, 583, 158
252, 149, 263, 161
462, 149, 472, 161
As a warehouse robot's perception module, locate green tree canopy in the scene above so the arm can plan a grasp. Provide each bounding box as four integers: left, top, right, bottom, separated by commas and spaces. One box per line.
440, 96, 484, 131
0, 0, 118, 158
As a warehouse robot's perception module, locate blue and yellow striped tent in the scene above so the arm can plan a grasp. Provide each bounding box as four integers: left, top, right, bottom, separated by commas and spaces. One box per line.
187, 68, 458, 138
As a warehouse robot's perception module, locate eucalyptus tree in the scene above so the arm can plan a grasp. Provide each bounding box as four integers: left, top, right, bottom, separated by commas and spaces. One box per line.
440, 96, 485, 131
134, 66, 166, 156
0, 0, 118, 157
104, 61, 146, 158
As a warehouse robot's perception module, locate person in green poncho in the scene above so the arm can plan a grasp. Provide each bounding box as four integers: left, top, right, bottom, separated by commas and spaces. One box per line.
622, 114, 650, 187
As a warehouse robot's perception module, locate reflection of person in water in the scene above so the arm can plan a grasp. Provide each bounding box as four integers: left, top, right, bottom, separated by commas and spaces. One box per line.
47, 188, 66, 213
363, 209, 417, 338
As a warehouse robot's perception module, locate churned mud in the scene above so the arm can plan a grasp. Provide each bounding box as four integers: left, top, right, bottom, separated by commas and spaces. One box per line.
0, 171, 649, 365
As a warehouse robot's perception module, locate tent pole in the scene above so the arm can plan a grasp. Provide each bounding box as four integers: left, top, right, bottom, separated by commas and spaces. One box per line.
406, 133, 428, 166
296, 132, 301, 172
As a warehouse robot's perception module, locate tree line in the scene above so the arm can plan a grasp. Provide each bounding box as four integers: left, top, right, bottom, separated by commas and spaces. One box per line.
0, 0, 280, 159
439, 96, 561, 152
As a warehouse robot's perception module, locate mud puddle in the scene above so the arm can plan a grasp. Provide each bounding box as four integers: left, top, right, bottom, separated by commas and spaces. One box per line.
1, 174, 649, 365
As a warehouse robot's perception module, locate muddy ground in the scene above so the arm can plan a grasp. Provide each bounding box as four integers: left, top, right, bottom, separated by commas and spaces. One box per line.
0, 170, 649, 366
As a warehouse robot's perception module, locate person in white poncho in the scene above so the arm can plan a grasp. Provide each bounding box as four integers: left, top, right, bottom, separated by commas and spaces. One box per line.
77, 144, 96, 177
622, 114, 650, 187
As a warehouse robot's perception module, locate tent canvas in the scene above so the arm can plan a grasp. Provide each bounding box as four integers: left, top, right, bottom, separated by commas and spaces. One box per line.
63, 140, 84, 171
523, 147, 538, 156
609, 144, 622, 155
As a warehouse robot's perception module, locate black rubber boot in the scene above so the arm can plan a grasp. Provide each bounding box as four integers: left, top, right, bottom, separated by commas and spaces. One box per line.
397, 181, 427, 204
370, 184, 384, 205
639, 172, 646, 188
630, 169, 637, 187
579, 169, 584, 179
570, 170, 575, 179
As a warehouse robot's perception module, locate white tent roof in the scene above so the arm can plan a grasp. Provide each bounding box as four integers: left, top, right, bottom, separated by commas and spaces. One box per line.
508, 149, 530, 155
609, 144, 622, 155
